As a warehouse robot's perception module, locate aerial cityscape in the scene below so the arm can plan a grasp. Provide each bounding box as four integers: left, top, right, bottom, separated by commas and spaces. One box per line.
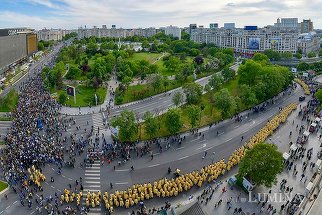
0, 1, 322, 215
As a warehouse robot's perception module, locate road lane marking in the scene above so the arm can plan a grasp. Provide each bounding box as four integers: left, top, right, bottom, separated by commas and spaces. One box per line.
85, 173, 100, 176
13, 201, 17, 205
175, 146, 185, 150
51, 186, 55, 189
85, 185, 101, 187
85, 169, 101, 172
196, 143, 207, 150
178, 155, 188, 160
218, 132, 224, 136
148, 164, 160, 168
115, 169, 129, 172
234, 125, 240, 128
68, 177, 73, 181
226, 137, 233, 141
115, 182, 129, 185
62, 175, 66, 178
85, 177, 101, 180
85, 181, 100, 184
154, 153, 160, 156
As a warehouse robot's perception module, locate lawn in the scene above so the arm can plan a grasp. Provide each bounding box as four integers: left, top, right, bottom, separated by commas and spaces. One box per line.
128, 52, 167, 74
128, 52, 166, 64
0, 180, 8, 192
0, 116, 13, 121
115, 80, 182, 105
57, 85, 107, 107
0, 90, 19, 112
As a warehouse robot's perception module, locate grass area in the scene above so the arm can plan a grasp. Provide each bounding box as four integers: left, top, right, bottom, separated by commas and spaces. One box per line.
0, 140, 5, 145
128, 52, 166, 64
0, 116, 13, 121
128, 52, 167, 74
0, 181, 8, 192
0, 90, 19, 112
56, 85, 107, 107
115, 80, 183, 105
137, 76, 248, 140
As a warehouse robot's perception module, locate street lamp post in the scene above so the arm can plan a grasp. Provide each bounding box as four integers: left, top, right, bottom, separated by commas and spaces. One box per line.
211, 152, 216, 163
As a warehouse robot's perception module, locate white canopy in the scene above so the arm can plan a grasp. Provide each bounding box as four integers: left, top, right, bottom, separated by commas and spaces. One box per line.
303, 131, 310, 137
310, 123, 317, 127
315, 117, 321, 123
283, 152, 291, 160
290, 144, 298, 151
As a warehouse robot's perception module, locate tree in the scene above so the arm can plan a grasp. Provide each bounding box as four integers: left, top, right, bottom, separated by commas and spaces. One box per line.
239, 85, 258, 107
263, 49, 281, 61
111, 110, 137, 142
238, 143, 284, 187
144, 111, 159, 138
150, 74, 164, 92
172, 91, 184, 107
194, 56, 204, 66
65, 65, 81, 80
238, 60, 262, 86
186, 105, 201, 128
307, 51, 316, 58
86, 42, 98, 56
38, 42, 45, 51
58, 92, 67, 104
315, 89, 322, 103
222, 67, 236, 81
183, 82, 203, 105
207, 73, 224, 91
214, 88, 236, 118
294, 53, 302, 59
297, 62, 310, 71
164, 56, 182, 74
319, 49, 322, 58
281, 52, 293, 60
142, 40, 150, 49
165, 109, 183, 135
253, 53, 270, 65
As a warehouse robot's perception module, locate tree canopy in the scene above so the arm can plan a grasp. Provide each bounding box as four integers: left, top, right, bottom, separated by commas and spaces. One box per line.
238, 143, 284, 187
165, 109, 183, 135
111, 110, 137, 142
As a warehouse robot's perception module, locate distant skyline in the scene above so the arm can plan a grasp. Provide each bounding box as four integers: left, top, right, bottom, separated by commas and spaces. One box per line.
0, 0, 321, 30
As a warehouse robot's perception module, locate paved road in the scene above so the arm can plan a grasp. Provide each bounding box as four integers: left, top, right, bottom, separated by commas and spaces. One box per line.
0, 83, 304, 215
0, 42, 66, 98
0, 121, 11, 140
59, 63, 240, 117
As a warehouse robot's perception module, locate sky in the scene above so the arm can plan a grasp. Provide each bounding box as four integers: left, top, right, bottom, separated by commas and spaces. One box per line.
0, 0, 321, 30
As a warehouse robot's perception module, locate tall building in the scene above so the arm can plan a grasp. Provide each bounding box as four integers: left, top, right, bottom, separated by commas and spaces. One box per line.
224, 23, 235, 29
189, 24, 198, 34
190, 19, 320, 57
274, 18, 300, 31
164, 25, 181, 39
209, 23, 219, 29
0, 28, 37, 76
301, 19, 313, 33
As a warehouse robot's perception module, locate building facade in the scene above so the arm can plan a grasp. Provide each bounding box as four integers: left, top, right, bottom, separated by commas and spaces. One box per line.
0, 28, 37, 76
77, 26, 157, 39
301, 19, 314, 33
190, 19, 320, 57
37, 29, 63, 41
164, 25, 181, 39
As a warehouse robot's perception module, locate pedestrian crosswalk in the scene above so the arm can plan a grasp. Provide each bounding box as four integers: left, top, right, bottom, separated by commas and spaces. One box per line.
83, 160, 102, 214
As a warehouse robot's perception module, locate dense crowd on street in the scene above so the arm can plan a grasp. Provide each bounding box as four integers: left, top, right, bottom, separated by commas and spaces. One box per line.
0, 75, 87, 214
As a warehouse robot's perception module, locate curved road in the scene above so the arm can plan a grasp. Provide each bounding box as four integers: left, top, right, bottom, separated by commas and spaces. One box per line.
0, 82, 304, 215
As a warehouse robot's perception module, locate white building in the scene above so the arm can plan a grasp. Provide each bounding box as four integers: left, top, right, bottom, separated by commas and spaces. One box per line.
164, 25, 181, 40
297, 32, 320, 55
274, 18, 300, 31
37, 29, 63, 41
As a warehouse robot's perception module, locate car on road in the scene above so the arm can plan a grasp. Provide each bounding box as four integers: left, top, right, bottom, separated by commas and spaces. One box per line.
299, 96, 305, 102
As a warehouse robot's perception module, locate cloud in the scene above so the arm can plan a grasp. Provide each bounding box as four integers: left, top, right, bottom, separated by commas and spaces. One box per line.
0, 0, 321, 29
26, 0, 60, 9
